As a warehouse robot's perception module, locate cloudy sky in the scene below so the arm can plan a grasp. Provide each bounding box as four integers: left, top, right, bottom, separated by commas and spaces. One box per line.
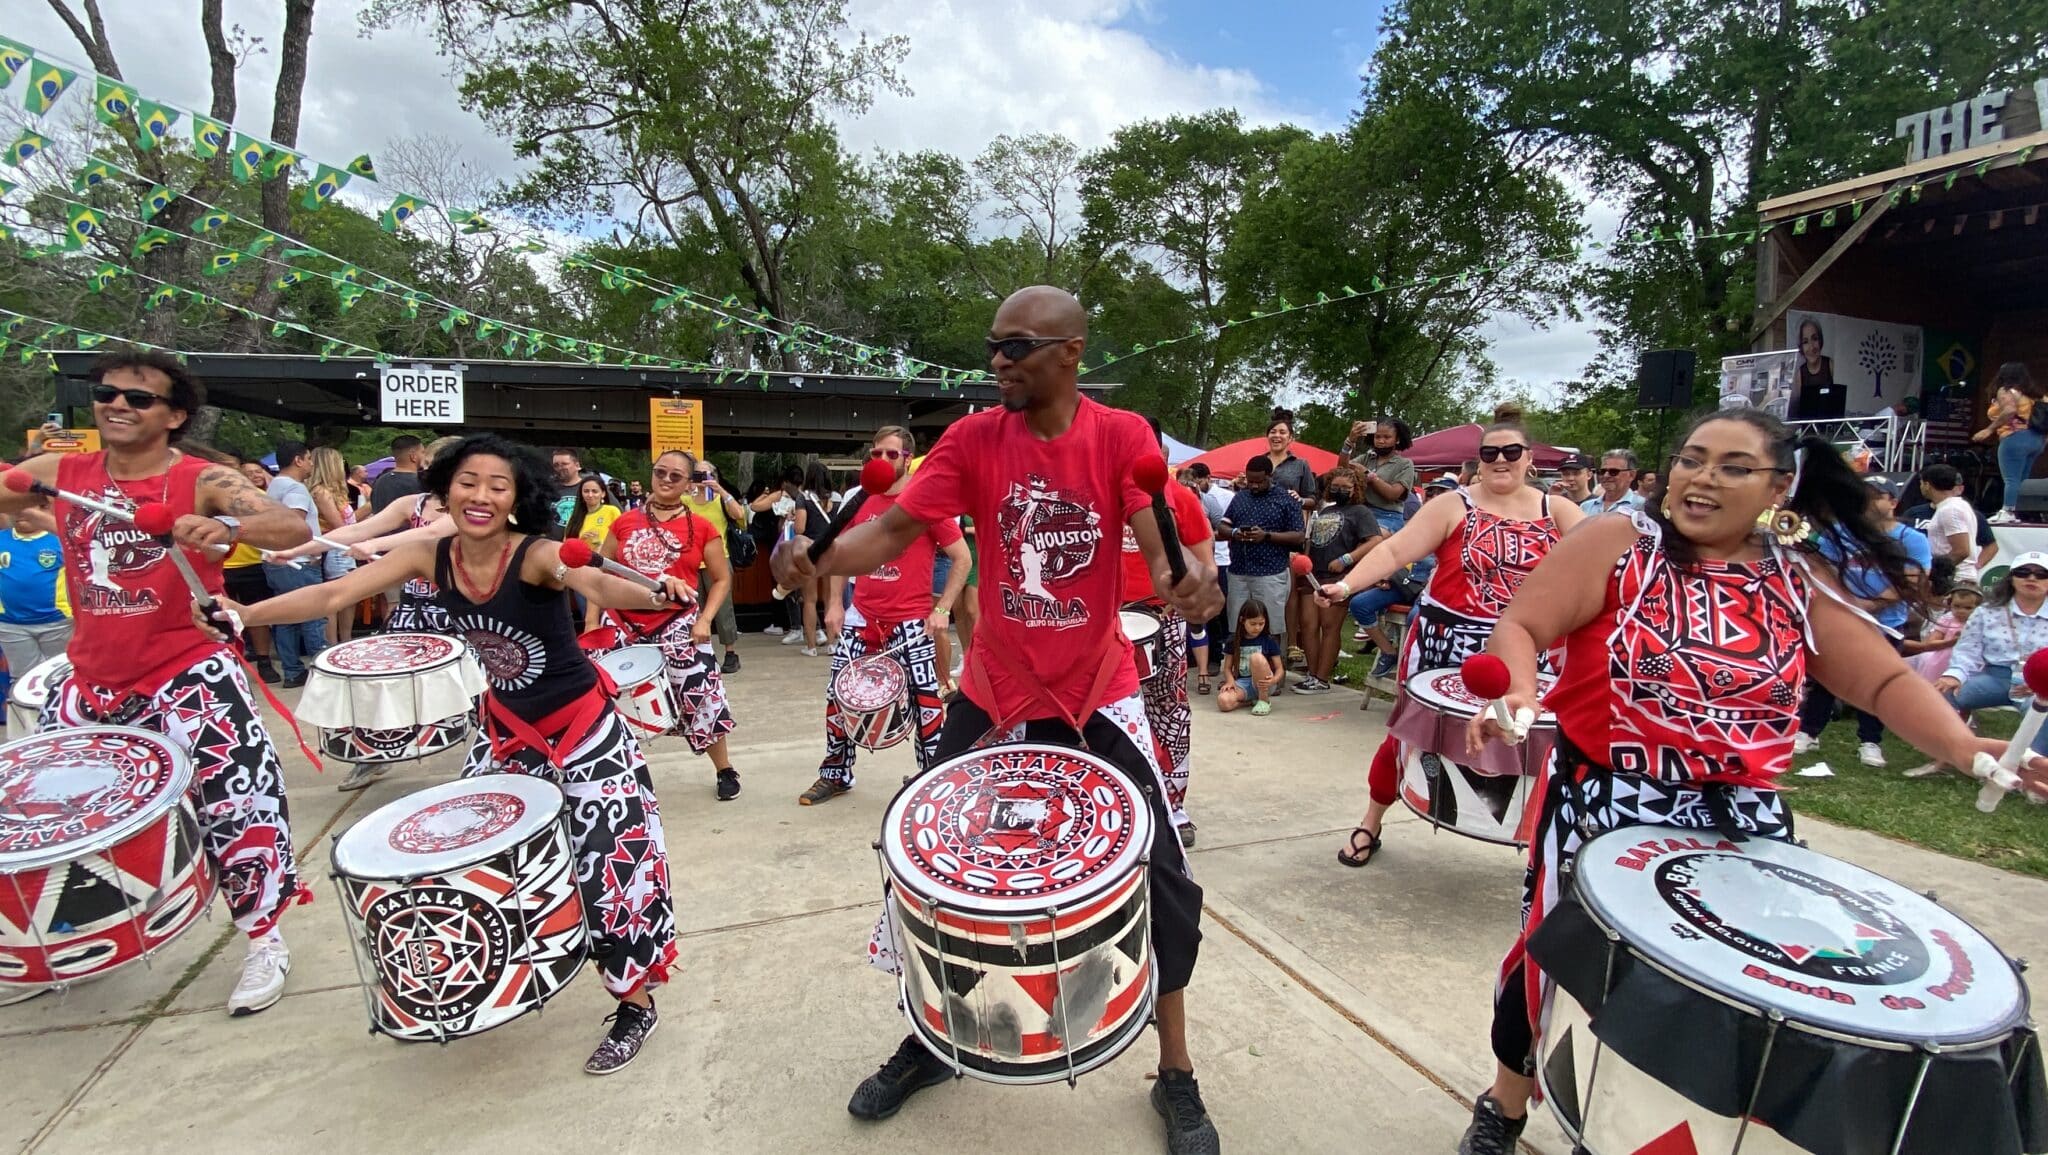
7, 0, 1603, 398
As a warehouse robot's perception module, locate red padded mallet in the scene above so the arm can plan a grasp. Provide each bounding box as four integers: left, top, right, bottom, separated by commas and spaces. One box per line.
1971, 648, 2048, 811
1132, 455, 1189, 587
1289, 552, 1316, 594
1, 463, 136, 522
775, 457, 897, 600
1462, 652, 1531, 744
557, 537, 692, 602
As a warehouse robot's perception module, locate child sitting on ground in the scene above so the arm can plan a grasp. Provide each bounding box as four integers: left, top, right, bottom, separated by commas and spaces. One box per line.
1217, 598, 1284, 716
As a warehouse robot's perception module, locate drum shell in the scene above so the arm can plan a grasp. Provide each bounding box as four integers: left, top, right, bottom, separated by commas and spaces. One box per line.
1398, 747, 1539, 847
299, 636, 483, 765
833, 654, 911, 752
595, 646, 679, 740
6, 655, 70, 741
1119, 606, 1163, 682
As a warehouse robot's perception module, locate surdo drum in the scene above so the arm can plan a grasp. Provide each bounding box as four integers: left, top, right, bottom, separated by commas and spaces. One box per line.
0, 727, 214, 987
1119, 606, 1164, 682
1532, 825, 2045, 1155
330, 775, 586, 1042
833, 653, 911, 751
878, 743, 1156, 1085
6, 654, 70, 741
1388, 667, 1557, 846
593, 646, 679, 739
296, 634, 484, 764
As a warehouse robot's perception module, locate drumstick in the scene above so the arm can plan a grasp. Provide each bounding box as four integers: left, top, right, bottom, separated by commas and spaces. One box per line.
775, 458, 897, 600
1461, 653, 1530, 745
131, 502, 224, 615
1969, 649, 2048, 812
1, 464, 137, 521
1131, 456, 1188, 586
556, 538, 694, 603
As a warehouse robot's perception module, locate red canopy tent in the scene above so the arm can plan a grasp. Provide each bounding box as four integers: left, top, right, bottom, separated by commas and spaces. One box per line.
1179, 437, 1342, 478
1405, 424, 1571, 471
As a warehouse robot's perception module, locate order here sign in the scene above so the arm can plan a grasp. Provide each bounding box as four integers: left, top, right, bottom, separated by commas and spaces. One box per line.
380, 364, 465, 424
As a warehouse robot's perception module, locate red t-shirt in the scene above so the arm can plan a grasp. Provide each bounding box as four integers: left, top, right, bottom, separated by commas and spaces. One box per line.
897, 397, 1152, 724
847, 490, 962, 628
56, 451, 229, 696
1118, 478, 1211, 605
606, 507, 713, 633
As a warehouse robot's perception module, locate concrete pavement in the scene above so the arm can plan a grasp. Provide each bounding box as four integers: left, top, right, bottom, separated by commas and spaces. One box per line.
6, 636, 2047, 1154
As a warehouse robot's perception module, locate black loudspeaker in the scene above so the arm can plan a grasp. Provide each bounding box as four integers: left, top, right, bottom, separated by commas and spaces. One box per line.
1636, 349, 1697, 409
2016, 479, 2048, 516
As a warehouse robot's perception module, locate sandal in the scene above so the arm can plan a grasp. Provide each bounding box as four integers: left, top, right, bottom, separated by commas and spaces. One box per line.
1250, 700, 1272, 716
1197, 676, 1212, 695
1337, 825, 1382, 868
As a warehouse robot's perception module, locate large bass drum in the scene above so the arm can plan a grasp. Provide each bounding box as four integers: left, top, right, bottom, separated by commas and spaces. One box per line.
1531, 825, 2048, 1154
878, 743, 1155, 1085
1389, 667, 1556, 846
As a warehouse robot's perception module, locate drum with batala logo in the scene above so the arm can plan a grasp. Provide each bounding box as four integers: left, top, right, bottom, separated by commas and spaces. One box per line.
833, 652, 912, 751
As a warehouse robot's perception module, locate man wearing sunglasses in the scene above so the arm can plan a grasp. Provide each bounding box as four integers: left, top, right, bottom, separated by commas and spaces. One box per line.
774, 285, 1224, 1155
1579, 449, 1643, 515
671, 454, 746, 674
0, 350, 312, 1017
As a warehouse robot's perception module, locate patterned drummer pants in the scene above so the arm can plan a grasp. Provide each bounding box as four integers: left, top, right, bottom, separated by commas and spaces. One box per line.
1133, 605, 1194, 827
384, 593, 452, 635
817, 619, 944, 787
864, 693, 1204, 995
1489, 752, 1789, 1072
591, 610, 735, 757
39, 650, 303, 938
461, 708, 677, 998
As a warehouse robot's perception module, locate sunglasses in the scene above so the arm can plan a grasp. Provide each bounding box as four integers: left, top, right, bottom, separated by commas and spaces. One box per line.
2014, 569, 2048, 580
869, 448, 906, 461
1597, 467, 1630, 477
651, 467, 689, 483
90, 384, 169, 410
1478, 444, 1528, 463
985, 336, 1074, 362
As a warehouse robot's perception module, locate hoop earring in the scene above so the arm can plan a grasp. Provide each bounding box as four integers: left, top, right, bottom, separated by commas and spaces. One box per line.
1763, 507, 1810, 548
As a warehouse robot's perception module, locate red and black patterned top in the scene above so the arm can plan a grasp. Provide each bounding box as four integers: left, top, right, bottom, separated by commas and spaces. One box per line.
1545, 528, 1811, 790
1424, 490, 1562, 618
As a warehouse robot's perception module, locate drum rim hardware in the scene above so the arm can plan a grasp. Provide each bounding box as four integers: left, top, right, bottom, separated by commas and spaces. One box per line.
0, 725, 196, 871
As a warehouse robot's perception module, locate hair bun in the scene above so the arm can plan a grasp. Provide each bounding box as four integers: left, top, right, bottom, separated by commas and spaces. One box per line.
1269, 405, 1294, 425
1492, 402, 1525, 426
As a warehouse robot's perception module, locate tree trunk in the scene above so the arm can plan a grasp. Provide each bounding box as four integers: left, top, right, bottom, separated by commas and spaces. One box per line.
226, 0, 316, 352
136, 1, 242, 347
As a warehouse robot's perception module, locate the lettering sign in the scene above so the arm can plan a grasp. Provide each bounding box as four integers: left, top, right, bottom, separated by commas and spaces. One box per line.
1896, 80, 2046, 162
379, 364, 465, 424
648, 397, 703, 460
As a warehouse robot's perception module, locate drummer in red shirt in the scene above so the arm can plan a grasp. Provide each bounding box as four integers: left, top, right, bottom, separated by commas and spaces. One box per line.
775, 286, 1224, 1154
799, 424, 969, 806
0, 351, 312, 1016
1120, 415, 1215, 846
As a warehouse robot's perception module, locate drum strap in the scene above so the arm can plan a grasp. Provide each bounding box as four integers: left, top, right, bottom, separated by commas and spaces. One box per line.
479, 670, 618, 771
965, 631, 1124, 748
1552, 732, 1750, 844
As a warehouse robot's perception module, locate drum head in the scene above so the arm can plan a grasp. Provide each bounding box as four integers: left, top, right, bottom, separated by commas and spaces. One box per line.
836, 654, 906, 712
0, 727, 195, 871
7, 655, 70, 711
1119, 609, 1160, 643
595, 645, 665, 686
1574, 825, 2027, 1045
316, 633, 465, 678
333, 774, 565, 879
1406, 667, 1556, 722
881, 743, 1154, 916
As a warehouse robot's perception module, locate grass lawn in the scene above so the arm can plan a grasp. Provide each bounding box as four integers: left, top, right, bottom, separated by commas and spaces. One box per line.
1314, 627, 2048, 880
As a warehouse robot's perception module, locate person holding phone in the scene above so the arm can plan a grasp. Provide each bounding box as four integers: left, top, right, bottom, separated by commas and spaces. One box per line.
674, 453, 746, 674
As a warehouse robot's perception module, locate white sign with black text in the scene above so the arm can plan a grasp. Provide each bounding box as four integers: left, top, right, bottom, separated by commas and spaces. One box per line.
379, 364, 465, 424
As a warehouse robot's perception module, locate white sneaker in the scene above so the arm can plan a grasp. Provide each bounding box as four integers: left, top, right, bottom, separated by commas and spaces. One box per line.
763, 625, 785, 636
1791, 733, 1818, 755
1989, 509, 2021, 526
780, 631, 804, 646
229, 933, 290, 1017
814, 630, 829, 645
800, 646, 819, 657
1858, 742, 1887, 768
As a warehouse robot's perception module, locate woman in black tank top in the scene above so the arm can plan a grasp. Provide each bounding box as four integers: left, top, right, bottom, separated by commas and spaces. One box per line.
220, 434, 690, 1075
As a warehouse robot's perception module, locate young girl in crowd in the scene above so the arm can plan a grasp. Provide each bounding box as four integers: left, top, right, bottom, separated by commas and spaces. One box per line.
1216, 599, 1283, 716
1906, 582, 1982, 680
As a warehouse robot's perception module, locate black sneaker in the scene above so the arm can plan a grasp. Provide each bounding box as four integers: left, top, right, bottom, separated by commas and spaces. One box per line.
1176, 821, 1197, 847
799, 776, 851, 806
252, 658, 281, 685
584, 998, 658, 1075
716, 767, 741, 801
847, 1034, 952, 1120
720, 651, 740, 675
1456, 1093, 1526, 1155
1151, 1068, 1220, 1154
281, 674, 307, 690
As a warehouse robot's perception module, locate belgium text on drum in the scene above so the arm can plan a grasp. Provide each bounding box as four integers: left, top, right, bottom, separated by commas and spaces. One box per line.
878, 743, 1156, 1085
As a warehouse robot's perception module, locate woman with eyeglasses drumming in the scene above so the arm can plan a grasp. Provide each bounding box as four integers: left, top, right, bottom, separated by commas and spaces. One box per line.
1445, 409, 2015, 1155
1314, 404, 1584, 867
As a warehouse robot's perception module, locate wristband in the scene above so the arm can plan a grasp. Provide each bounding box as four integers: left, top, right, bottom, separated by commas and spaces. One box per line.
1334, 581, 1352, 599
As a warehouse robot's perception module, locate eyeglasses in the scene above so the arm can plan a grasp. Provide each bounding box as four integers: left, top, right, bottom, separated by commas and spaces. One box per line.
869, 448, 906, 461
1668, 453, 1789, 485
1597, 467, 1631, 477
985, 336, 1074, 362
1477, 444, 1528, 463
651, 467, 689, 483
90, 384, 169, 409
2014, 568, 2048, 580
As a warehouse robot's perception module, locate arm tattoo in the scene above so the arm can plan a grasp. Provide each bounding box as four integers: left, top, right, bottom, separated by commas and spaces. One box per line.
197, 465, 285, 518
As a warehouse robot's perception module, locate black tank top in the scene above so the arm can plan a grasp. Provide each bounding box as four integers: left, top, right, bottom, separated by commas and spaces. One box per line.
434, 536, 594, 717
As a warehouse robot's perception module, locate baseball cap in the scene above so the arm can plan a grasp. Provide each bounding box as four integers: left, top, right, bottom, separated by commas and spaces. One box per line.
1864, 475, 1903, 498
2010, 551, 2048, 572
1557, 452, 1592, 470
1425, 472, 1459, 490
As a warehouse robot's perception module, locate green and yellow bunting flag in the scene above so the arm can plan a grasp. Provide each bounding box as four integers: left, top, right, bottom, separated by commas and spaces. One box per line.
244, 234, 277, 257
75, 332, 108, 349
131, 227, 176, 258
202, 251, 241, 276
447, 208, 491, 234
337, 264, 363, 284
346, 153, 376, 179
0, 38, 29, 83
64, 204, 103, 249
437, 308, 472, 334
335, 282, 367, 311
0, 177, 14, 198
259, 149, 299, 180
476, 319, 502, 340
380, 194, 427, 232
6, 130, 47, 167
145, 284, 180, 310
92, 77, 135, 126
301, 164, 349, 210
133, 100, 178, 151
86, 262, 123, 293
273, 270, 310, 290
191, 115, 228, 158
230, 135, 267, 183
190, 208, 230, 234
399, 290, 427, 318
71, 158, 113, 192
140, 184, 175, 220
22, 59, 77, 116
